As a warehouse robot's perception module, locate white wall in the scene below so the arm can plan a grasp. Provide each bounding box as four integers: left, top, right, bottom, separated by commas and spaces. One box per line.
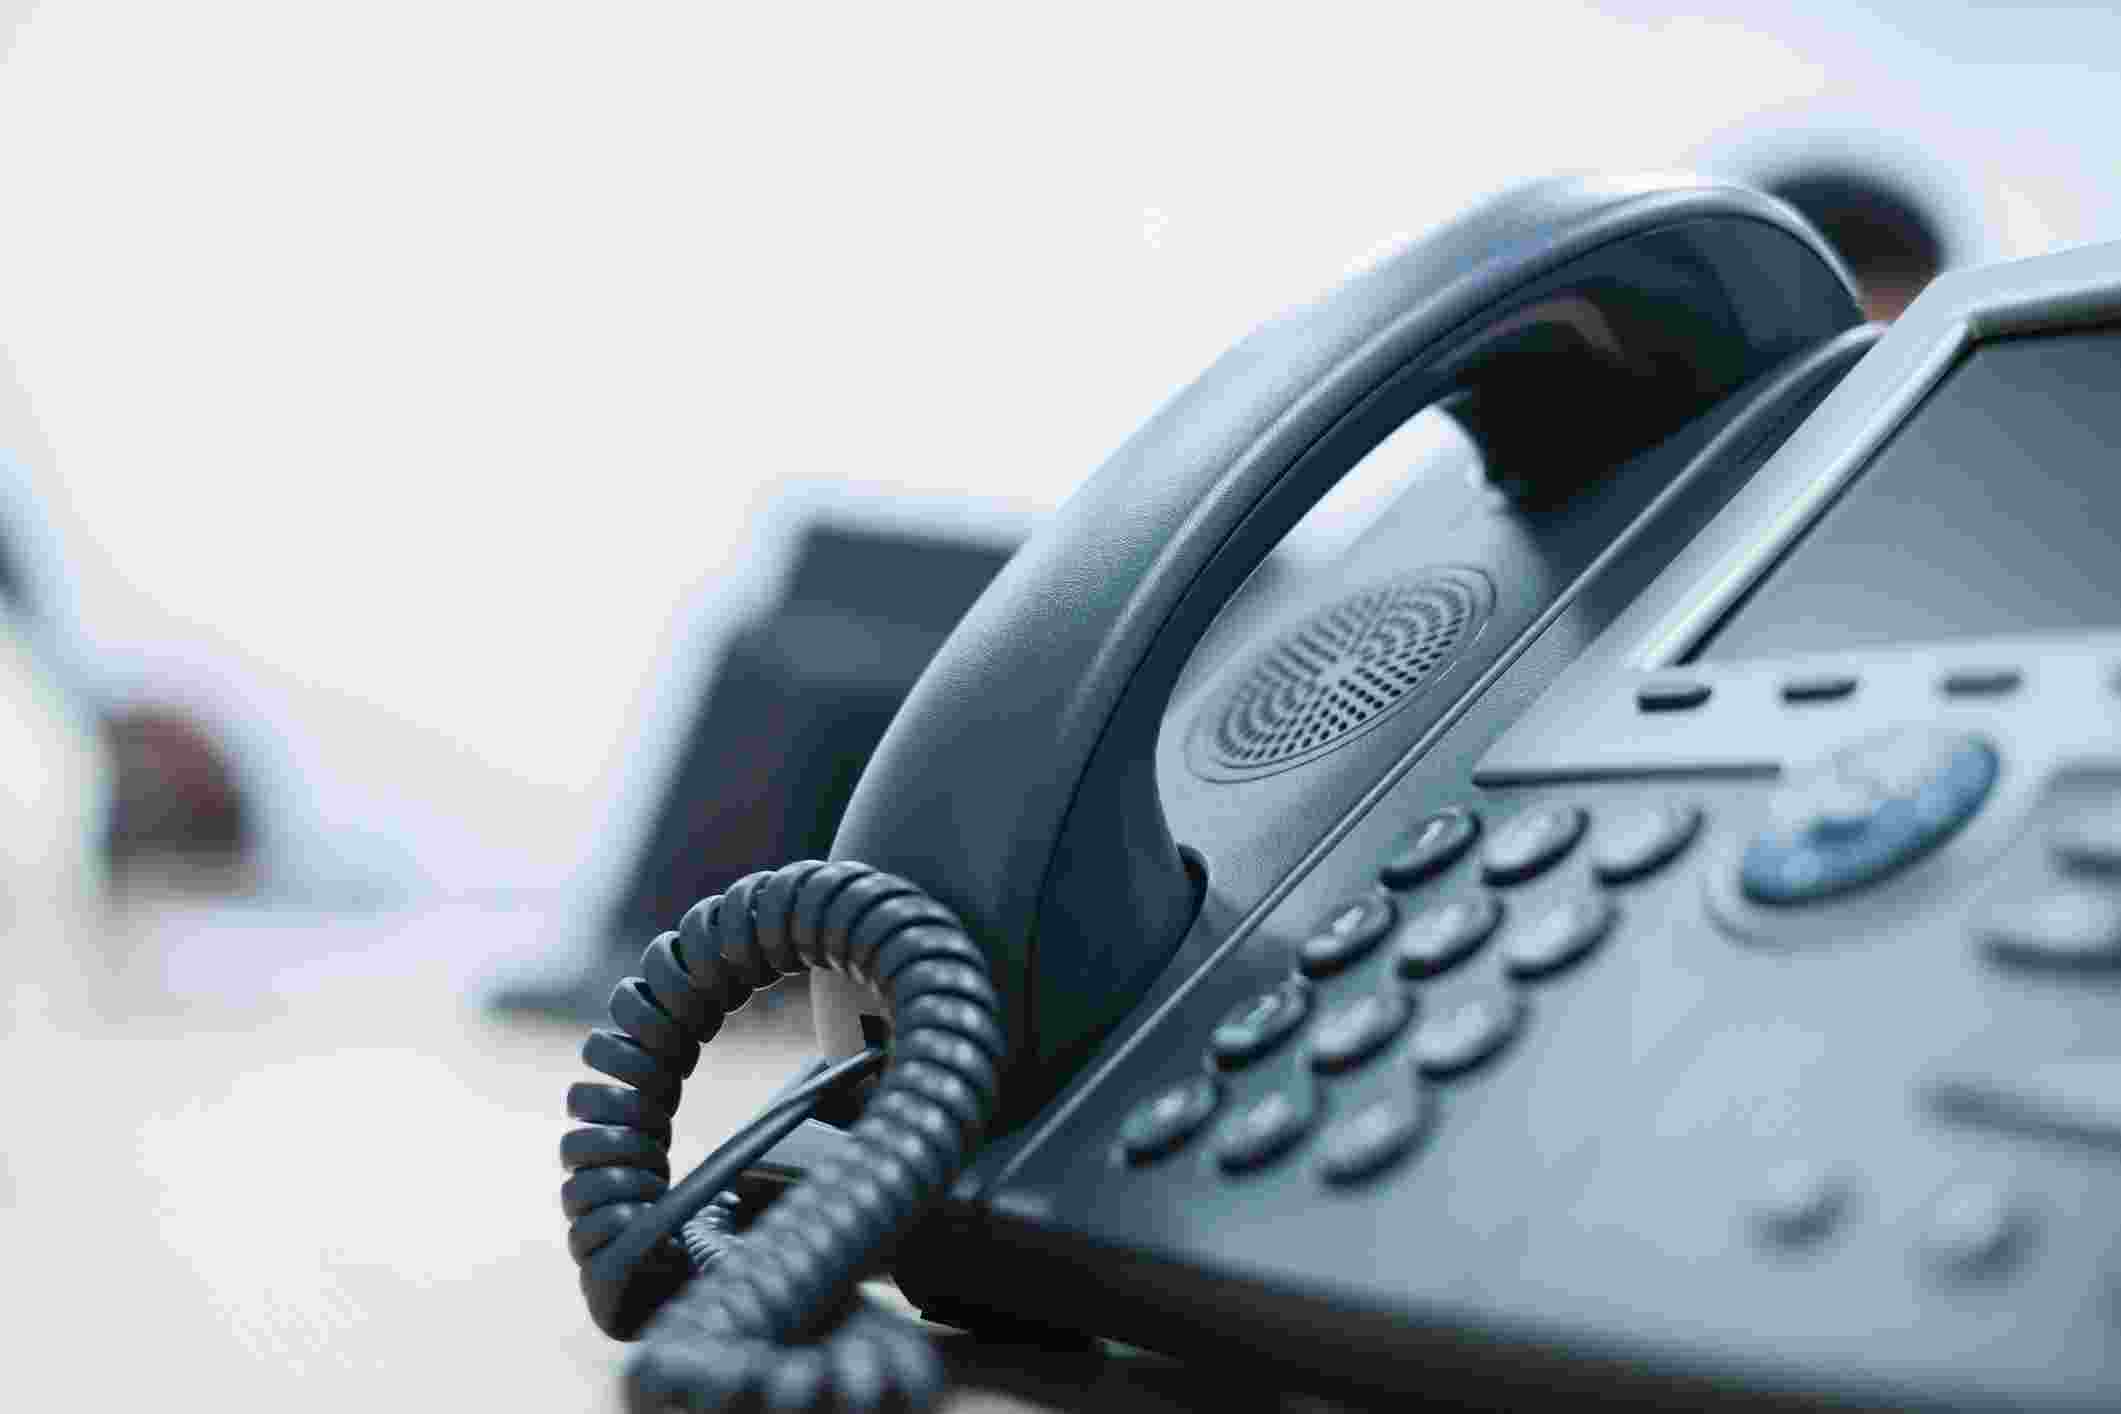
0, 2, 2107, 902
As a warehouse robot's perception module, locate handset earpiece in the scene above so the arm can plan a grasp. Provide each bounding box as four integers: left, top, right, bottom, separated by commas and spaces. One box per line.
823, 173, 1859, 1120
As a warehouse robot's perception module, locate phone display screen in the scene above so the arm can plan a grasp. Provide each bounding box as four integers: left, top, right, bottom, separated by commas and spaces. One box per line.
1695, 328, 2121, 663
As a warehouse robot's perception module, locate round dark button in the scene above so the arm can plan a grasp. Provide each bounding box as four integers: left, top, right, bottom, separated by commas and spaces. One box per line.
1482, 804, 1589, 885
1308, 992, 1413, 1073
1214, 1087, 1317, 1173
1410, 985, 1524, 1076
1317, 1094, 1431, 1186
1921, 1183, 2034, 1280
1379, 807, 1481, 889
1393, 893, 1504, 977
1118, 1076, 1220, 1163
1749, 1161, 1855, 1251
1740, 729, 1997, 906
1208, 982, 1312, 1068
1591, 801, 1704, 884
1298, 894, 1397, 977
1503, 894, 1617, 979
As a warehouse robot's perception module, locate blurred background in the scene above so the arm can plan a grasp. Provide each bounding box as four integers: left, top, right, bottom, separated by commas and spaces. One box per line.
0, 2, 2115, 1409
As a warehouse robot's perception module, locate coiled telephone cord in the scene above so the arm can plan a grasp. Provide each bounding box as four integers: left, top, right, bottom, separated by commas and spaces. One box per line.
560, 860, 1005, 1412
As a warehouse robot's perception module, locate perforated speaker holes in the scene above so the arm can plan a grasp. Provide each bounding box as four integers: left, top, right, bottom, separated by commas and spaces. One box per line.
1186, 567, 1493, 782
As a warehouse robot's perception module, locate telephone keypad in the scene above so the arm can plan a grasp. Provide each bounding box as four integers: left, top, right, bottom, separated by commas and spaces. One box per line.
1298, 894, 1398, 978
1209, 981, 1312, 1068
1503, 894, 1619, 979
1590, 801, 1703, 884
1118, 1076, 1221, 1164
1392, 893, 1504, 978
1379, 807, 1481, 889
1215, 1087, 1318, 1173
1409, 985, 1524, 1077
1481, 804, 1589, 884
1316, 1094, 1431, 1186
1307, 992, 1413, 1073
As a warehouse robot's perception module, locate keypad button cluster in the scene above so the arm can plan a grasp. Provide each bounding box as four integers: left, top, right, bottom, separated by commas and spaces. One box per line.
1120, 789, 1705, 1182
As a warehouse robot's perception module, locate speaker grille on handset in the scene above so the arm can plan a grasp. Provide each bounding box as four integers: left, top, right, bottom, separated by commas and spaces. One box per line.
1188, 567, 1493, 781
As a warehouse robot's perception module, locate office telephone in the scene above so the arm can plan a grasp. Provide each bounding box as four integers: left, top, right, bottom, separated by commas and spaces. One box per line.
562, 171, 2121, 1410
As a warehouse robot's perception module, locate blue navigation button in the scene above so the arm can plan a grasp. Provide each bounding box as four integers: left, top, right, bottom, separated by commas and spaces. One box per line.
1741, 730, 1997, 906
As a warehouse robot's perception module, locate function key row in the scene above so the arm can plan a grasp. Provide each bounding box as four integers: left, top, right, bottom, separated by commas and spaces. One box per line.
1631, 663, 2035, 714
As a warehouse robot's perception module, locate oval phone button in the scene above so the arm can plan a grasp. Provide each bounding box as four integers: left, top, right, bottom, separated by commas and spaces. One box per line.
1410, 985, 1524, 1076
1591, 801, 1703, 884
1308, 992, 1413, 1073
1504, 894, 1618, 979
1118, 1076, 1220, 1163
1208, 981, 1311, 1068
1215, 1088, 1316, 1173
1393, 893, 1503, 978
1482, 804, 1589, 884
1298, 894, 1397, 977
1379, 807, 1480, 889
1317, 1094, 1431, 1186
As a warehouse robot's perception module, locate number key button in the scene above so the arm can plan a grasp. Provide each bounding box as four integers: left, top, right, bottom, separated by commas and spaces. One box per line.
1299, 894, 1397, 977
1308, 992, 1413, 1073
1504, 894, 1617, 979
1410, 985, 1524, 1077
1209, 981, 1312, 1068
1379, 807, 1480, 889
1317, 1094, 1431, 1186
1482, 805, 1589, 884
1119, 1075, 1220, 1163
1393, 893, 1503, 978
1591, 801, 1703, 884
1215, 1087, 1317, 1173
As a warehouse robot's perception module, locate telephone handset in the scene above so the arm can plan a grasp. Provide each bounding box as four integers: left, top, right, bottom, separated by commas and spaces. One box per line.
566, 171, 1905, 1410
